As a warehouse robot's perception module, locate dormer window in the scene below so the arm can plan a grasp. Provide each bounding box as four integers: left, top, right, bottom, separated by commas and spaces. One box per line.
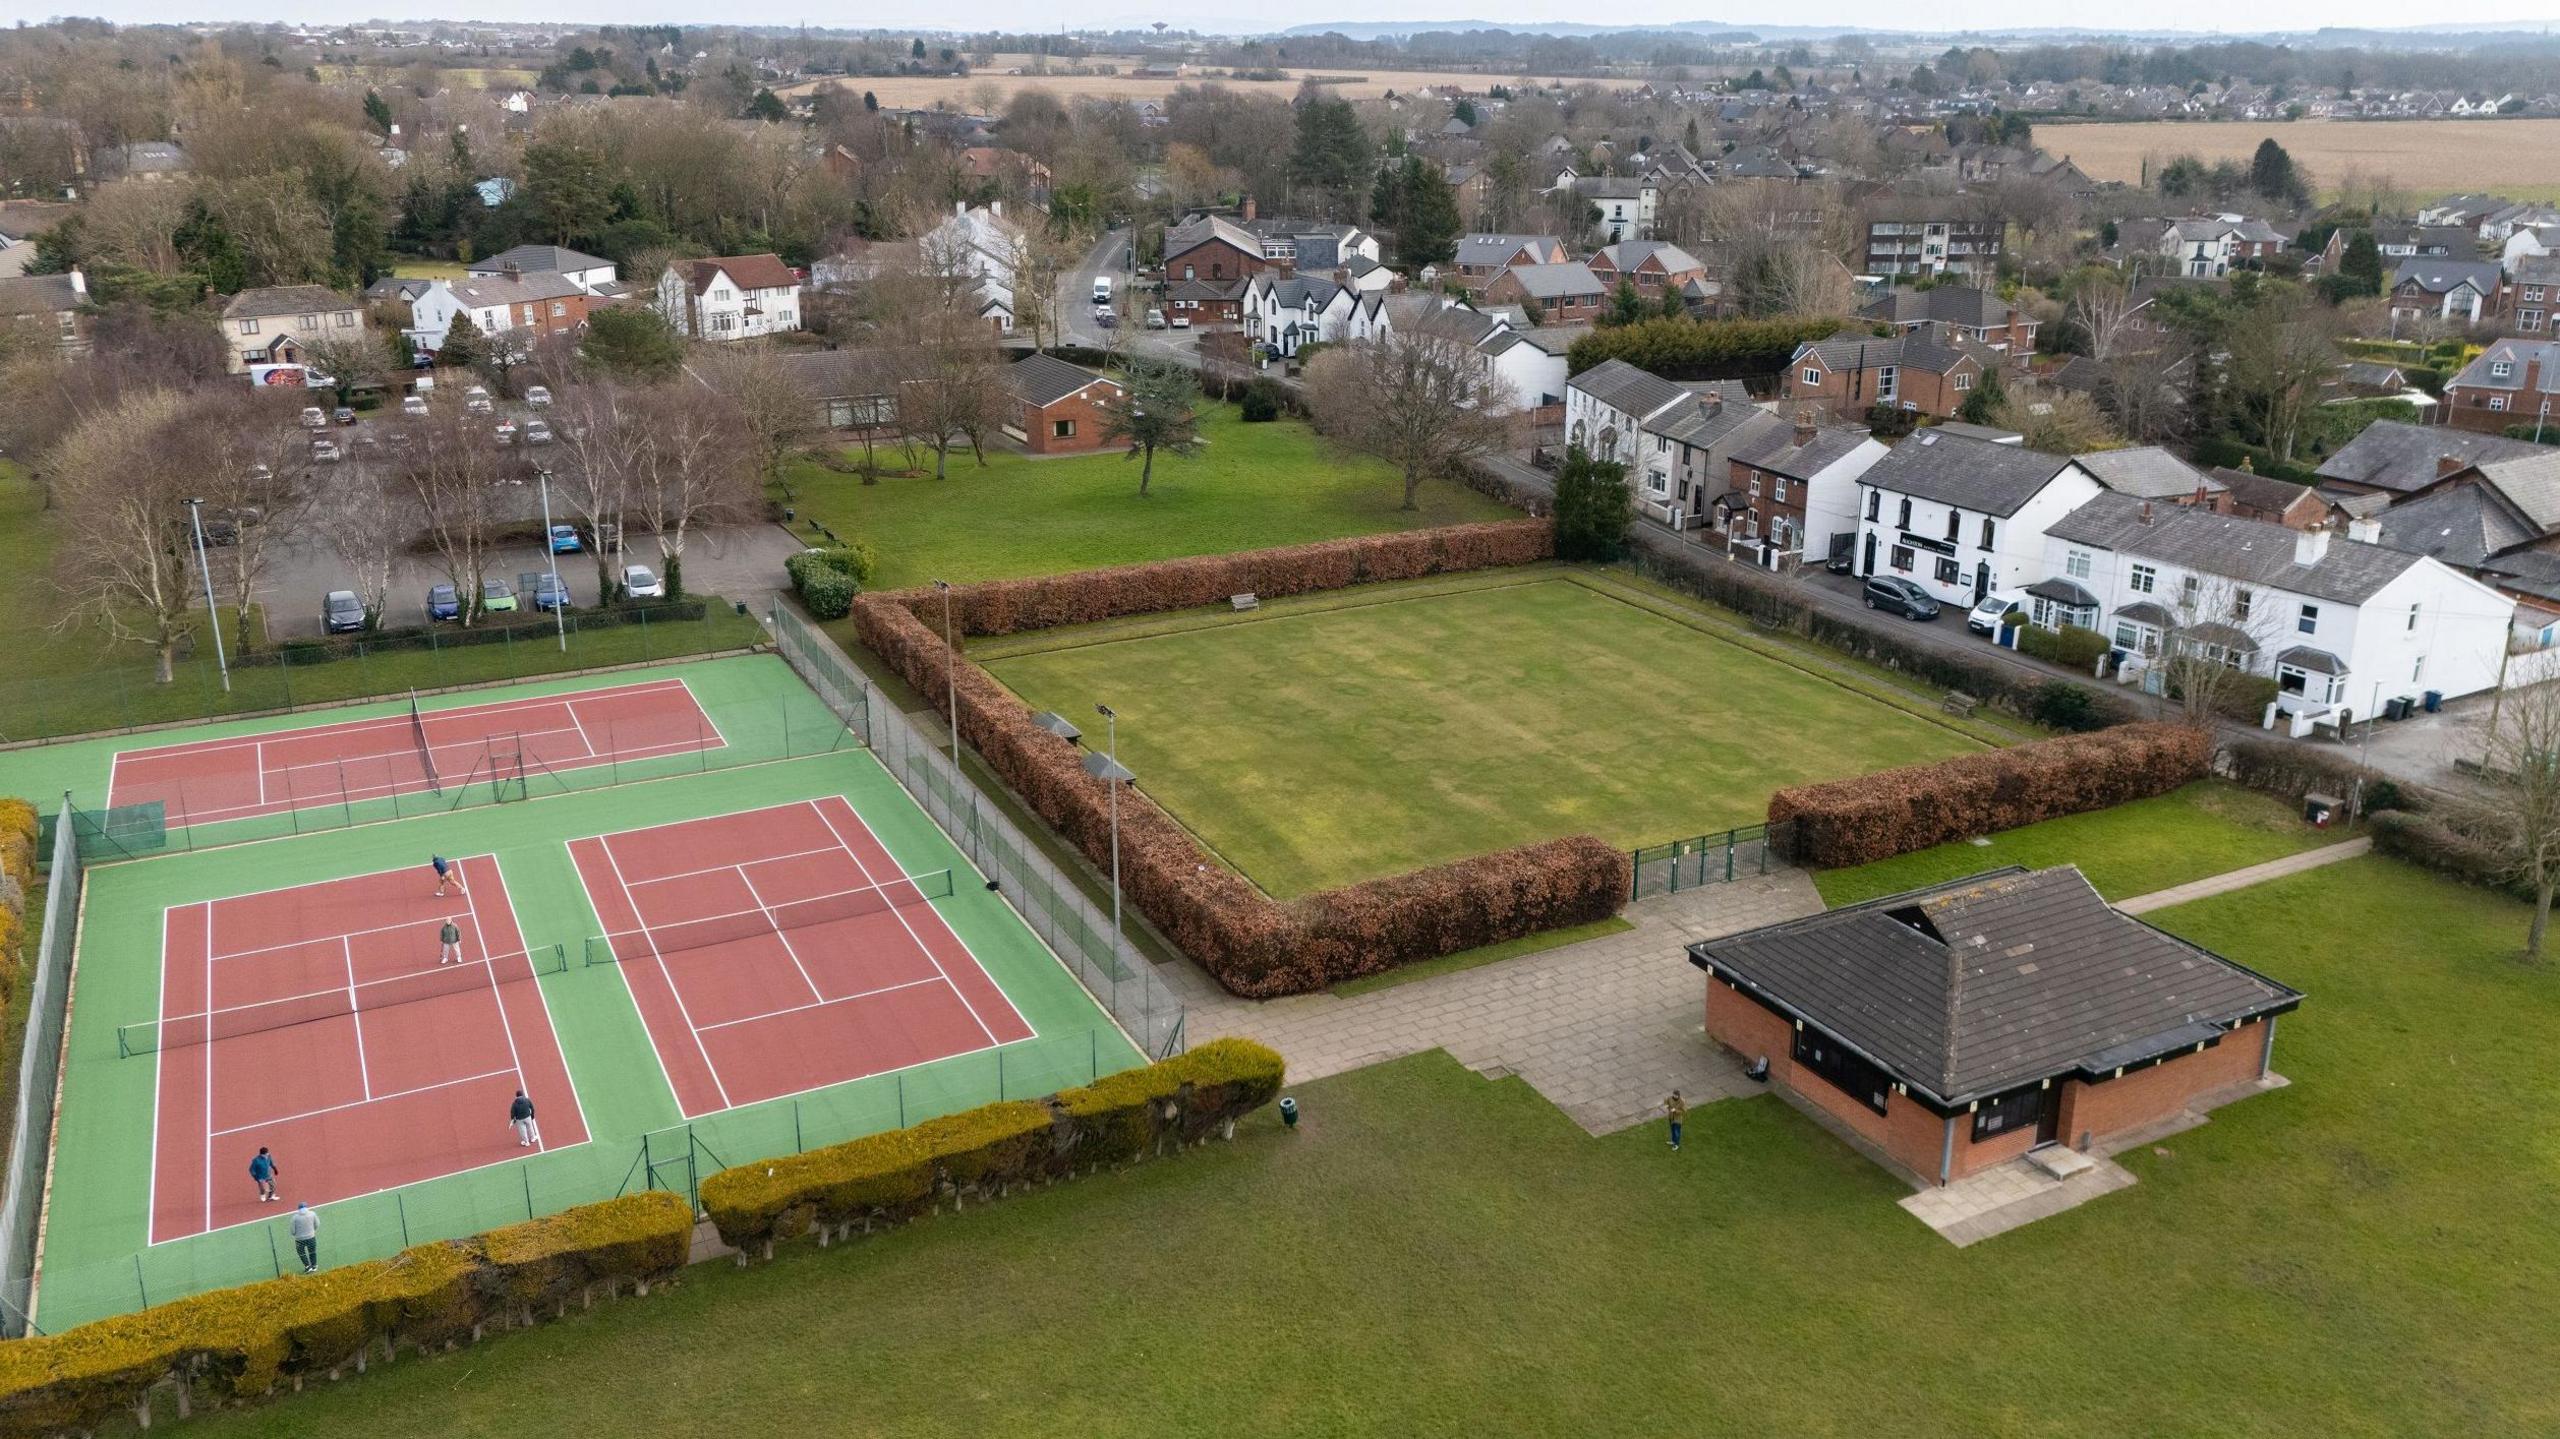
2491, 360, 2513, 379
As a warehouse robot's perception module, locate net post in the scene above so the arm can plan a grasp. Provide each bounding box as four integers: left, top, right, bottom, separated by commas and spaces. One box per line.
523, 1163, 534, 1220
897, 1072, 905, 1129
997, 1047, 1005, 1100
396, 1192, 409, 1247
1090, 1028, 1098, 1081
610, 719, 620, 787
793, 1100, 803, 1154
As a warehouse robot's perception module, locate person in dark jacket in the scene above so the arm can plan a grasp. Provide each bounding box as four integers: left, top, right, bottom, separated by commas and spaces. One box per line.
248, 1146, 279, 1202
509, 1090, 541, 1147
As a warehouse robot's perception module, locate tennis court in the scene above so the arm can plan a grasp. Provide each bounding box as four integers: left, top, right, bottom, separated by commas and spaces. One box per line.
106, 678, 725, 826
570, 797, 1035, 1117
142, 855, 586, 1245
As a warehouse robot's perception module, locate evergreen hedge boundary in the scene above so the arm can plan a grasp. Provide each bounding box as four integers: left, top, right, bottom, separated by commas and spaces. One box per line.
1769, 722, 2213, 868
701, 1039, 1285, 1257
851, 525, 1631, 996
0, 1192, 692, 1436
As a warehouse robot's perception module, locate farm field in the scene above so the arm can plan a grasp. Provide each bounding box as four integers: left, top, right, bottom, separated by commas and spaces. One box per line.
2040, 117, 2560, 200
173, 857, 2560, 1439
983, 572, 1987, 897
774, 62, 1603, 107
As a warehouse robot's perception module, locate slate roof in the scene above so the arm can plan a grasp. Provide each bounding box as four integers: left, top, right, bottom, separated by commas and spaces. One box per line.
1795, 324, 1987, 379
1859, 430, 2079, 517
774, 346, 914, 400
1501, 261, 1605, 300
221, 285, 358, 320
2372, 485, 2533, 569
1003, 352, 1119, 409
2337, 361, 2408, 390
1454, 233, 1561, 268
1859, 286, 2014, 330
1728, 421, 1871, 480
2314, 419, 2550, 493
2393, 257, 2502, 295
0, 272, 84, 317
1592, 240, 1703, 275
2208, 466, 2323, 518
2448, 338, 2560, 397
2075, 445, 2219, 501
2474, 450, 2560, 532
1572, 358, 1691, 423
447, 271, 587, 309
472, 244, 610, 275
1687, 866, 2303, 1107
1165, 214, 1264, 260
2047, 490, 2426, 605
1166, 277, 1249, 303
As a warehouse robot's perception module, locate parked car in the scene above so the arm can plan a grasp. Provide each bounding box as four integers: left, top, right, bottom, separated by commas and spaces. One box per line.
525, 385, 553, 407
523, 419, 554, 445
1145, 308, 1167, 329
493, 419, 518, 445
298, 406, 327, 428
548, 524, 583, 554
621, 564, 665, 599
332, 406, 357, 426
196, 506, 260, 547
321, 589, 366, 634
1966, 590, 2028, 637
1823, 548, 1854, 575
481, 576, 518, 613
590, 522, 621, 553
1169, 313, 1191, 329
463, 386, 493, 415
517, 571, 572, 612
401, 395, 429, 417
1861, 576, 1941, 621
310, 438, 343, 462
425, 583, 462, 622
1096, 311, 1118, 329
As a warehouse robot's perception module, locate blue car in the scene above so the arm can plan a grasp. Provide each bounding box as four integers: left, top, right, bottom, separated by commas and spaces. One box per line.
425, 582, 462, 622
517, 571, 572, 612
548, 524, 583, 555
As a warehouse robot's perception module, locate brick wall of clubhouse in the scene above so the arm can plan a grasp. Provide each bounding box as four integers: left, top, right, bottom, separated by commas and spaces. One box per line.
2056, 1018, 2270, 1147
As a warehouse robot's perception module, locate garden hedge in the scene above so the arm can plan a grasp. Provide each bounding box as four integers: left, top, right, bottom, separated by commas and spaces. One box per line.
702, 1039, 1284, 1256
852, 525, 1634, 996
0, 797, 34, 1006
2369, 809, 2529, 900
785, 545, 874, 621
1769, 721, 2213, 868
0, 1192, 691, 1435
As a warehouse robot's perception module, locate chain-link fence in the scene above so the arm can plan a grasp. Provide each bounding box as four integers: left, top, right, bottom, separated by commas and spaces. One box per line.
770, 605, 1185, 1060
1, 798, 82, 1336
1630, 821, 1794, 901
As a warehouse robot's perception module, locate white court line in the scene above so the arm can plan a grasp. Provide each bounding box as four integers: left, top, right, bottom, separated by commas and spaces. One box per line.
212, 909, 473, 965
457, 861, 538, 1150
562, 696, 599, 758
199, 901, 214, 1234
595, 834, 734, 1111
343, 936, 372, 1101
815, 792, 1041, 1048
212, 1068, 520, 1138
123, 679, 693, 762
622, 843, 842, 889
694, 975, 946, 1034
733, 866, 827, 1004
812, 799, 1000, 1047
256, 742, 268, 805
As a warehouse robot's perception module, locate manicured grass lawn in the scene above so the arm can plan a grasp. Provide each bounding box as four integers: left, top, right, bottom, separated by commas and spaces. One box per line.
779, 404, 1515, 591
985, 575, 1986, 897
1814, 780, 2353, 906
178, 856, 2560, 1437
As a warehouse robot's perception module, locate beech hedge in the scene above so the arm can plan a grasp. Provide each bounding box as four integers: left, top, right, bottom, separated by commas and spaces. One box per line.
853, 525, 1631, 996
0, 1192, 691, 1436
1769, 721, 2214, 868
702, 1039, 1285, 1256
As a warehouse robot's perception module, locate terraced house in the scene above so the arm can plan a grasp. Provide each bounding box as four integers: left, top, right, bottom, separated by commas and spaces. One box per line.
1851, 431, 2101, 606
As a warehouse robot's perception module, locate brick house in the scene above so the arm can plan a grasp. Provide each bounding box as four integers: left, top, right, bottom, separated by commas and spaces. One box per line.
1783, 325, 1990, 421
1163, 214, 1269, 287
1586, 240, 1706, 299
2506, 254, 2558, 335
2389, 258, 2505, 326
2209, 465, 2333, 529
219, 284, 367, 374
1451, 233, 1568, 290
2315, 417, 2552, 493
2443, 338, 2560, 434
1000, 352, 1124, 455
1164, 277, 1250, 326
1858, 286, 2038, 361
1691, 866, 2301, 1188
1862, 218, 2004, 280
1482, 261, 1607, 323
406, 270, 595, 360
1720, 415, 1890, 561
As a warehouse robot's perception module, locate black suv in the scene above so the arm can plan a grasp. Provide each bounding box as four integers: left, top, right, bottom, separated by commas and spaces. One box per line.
1861, 576, 1942, 621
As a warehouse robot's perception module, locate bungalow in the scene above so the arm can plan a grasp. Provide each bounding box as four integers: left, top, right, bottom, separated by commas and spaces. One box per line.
2388, 258, 2504, 326
775, 348, 905, 437
1000, 352, 1124, 455
2442, 339, 2560, 435
1783, 325, 1991, 422
656, 254, 801, 341
219, 285, 366, 374
1481, 261, 1608, 323
2372, 223, 2472, 259
1858, 286, 2038, 360
1691, 866, 2302, 1188
1851, 431, 2102, 606
1165, 276, 1251, 326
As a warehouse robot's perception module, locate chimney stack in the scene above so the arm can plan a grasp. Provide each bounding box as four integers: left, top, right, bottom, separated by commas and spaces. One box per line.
2295, 522, 2332, 567
2438, 454, 2467, 478
2192, 481, 2208, 508
1793, 416, 1816, 447
502, 262, 520, 282
67, 267, 86, 300
2347, 516, 2382, 544
2139, 499, 2153, 525
1241, 193, 1257, 222
2528, 357, 2544, 395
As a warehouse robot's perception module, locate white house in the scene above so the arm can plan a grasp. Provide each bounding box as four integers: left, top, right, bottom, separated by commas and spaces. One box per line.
404, 271, 587, 358
1409, 302, 1562, 412
1564, 358, 1694, 469
656, 254, 801, 341
1243, 275, 1389, 356
1851, 431, 2103, 606
919, 201, 1026, 334
2036, 492, 2517, 726
469, 245, 618, 295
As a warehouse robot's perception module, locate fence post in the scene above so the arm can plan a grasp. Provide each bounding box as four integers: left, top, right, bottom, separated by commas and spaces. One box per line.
522, 1163, 534, 1219
1629, 851, 1639, 903
336, 759, 354, 828
397, 1193, 410, 1247
134, 1255, 147, 1309
1726, 832, 1737, 883
897, 1072, 905, 1129
267, 1224, 281, 1278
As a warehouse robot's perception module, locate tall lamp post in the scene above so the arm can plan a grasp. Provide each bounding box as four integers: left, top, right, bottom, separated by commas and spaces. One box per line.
931, 579, 959, 758
536, 466, 567, 653
1082, 702, 1135, 1011
181, 498, 231, 693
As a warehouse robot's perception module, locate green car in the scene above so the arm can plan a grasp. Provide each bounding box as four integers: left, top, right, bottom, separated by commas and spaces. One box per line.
481, 576, 518, 613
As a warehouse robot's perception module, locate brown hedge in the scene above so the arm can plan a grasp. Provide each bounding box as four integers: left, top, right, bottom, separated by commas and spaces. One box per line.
854, 524, 1631, 997
1768, 721, 2214, 869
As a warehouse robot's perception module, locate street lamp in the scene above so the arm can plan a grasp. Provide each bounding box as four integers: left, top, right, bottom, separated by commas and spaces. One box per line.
1082, 702, 1135, 1010
536, 467, 567, 653
931, 579, 959, 758
181, 498, 231, 693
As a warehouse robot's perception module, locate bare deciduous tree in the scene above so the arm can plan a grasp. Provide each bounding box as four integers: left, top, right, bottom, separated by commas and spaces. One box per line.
629, 385, 757, 597
309, 469, 412, 630
185, 393, 315, 649
2225, 290, 2341, 467
1302, 330, 1520, 510
2067, 272, 2139, 362
2159, 576, 2283, 729
548, 385, 642, 602
2453, 679, 2560, 960
696, 345, 819, 499
398, 411, 518, 625
47, 389, 199, 681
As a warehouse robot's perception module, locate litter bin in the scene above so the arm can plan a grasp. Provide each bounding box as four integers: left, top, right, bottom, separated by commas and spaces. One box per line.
2385, 696, 2413, 721
2423, 689, 2444, 713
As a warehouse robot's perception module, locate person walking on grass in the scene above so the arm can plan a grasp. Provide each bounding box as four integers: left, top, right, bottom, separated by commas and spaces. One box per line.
248, 1146, 279, 1203
437, 917, 463, 966
289, 1202, 320, 1274
1664, 1090, 1686, 1152
509, 1089, 541, 1148
432, 854, 465, 898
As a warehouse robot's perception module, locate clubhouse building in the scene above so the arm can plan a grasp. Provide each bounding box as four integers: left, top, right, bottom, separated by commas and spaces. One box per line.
1687, 866, 2302, 1187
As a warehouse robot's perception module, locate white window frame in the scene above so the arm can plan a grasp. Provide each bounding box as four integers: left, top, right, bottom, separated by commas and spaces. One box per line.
2065, 549, 2092, 580
2129, 563, 2157, 595
2298, 602, 2320, 635
1803, 366, 1822, 386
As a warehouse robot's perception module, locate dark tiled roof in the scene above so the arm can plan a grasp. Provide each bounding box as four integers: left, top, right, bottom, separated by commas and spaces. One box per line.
1165, 215, 1264, 260
0, 272, 84, 316
681, 254, 798, 293
1860, 430, 2079, 517
1728, 422, 1872, 480
2025, 577, 2097, 606
2447, 338, 2560, 396
473, 244, 609, 275
2313, 419, 2551, 493
2393, 258, 2501, 295
2372, 485, 2533, 569
2476, 450, 2560, 530
1859, 285, 2013, 329
1003, 352, 1119, 409
2047, 490, 2423, 605
1501, 261, 1604, 300
1573, 358, 1691, 423
2076, 445, 2217, 501
222, 285, 357, 320
1687, 866, 2302, 1106
2209, 467, 2322, 517
1454, 233, 1561, 267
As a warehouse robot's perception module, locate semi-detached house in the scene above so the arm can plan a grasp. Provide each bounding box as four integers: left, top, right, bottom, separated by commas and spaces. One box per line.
1851, 431, 2102, 607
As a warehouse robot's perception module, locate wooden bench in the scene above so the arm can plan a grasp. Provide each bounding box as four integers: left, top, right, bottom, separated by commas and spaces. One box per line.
1231, 593, 1259, 612
1940, 690, 1980, 718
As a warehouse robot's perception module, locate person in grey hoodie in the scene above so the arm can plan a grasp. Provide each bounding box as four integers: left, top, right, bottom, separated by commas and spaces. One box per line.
289, 1202, 320, 1274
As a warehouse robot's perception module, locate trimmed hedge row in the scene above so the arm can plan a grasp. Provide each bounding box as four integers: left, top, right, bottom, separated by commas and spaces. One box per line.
2369, 809, 2529, 900
702, 1039, 1284, 1256
251, 600, 715, 667
785, 545, 875, 621
2015, 622, 2110, 671
2217, 736, 2414, 813
0, 797, 34, 1007
0, 1192, 692, 1435
1770, 721, 2213, 868
853, 526, 1633, 995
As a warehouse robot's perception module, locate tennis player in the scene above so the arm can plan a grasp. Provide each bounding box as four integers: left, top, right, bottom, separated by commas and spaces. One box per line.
432, 854, 465, 897
248, 1146, 280, 1202
439, 917, 463, 966
509, 1090, 541, 1147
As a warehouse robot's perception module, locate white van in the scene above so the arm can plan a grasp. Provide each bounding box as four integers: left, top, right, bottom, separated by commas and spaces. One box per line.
1092, 276, 1113, 306
1967, 590, 2028, 636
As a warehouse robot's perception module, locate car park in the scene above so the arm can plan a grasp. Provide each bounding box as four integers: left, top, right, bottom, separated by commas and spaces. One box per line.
425, 583, 462, 622
1861, 576, 1941, 621
525, 385, 553, 407
621, 564, 665, 599
480, 576, 518, 613
1097, 311, 1118, 328
1966, 590, 2028, 636
548, 524, 583, 554
321, 589, 366, 634
299, 406, 327, 428
523, 418, 554, 445
517, 571, 572, 612
1146, 308, 1167, 329
590, 521, 621, 552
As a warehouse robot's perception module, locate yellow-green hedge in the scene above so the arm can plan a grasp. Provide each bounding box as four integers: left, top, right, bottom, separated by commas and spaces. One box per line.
0, 795, 35, 1004
0, 1191, 691, 1435
702, 1040, 1285, 1255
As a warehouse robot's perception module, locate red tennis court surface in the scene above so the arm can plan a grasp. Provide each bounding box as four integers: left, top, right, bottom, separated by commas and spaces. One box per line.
148, 856, 587, 1244
569, 797, 1033, 1118
108, 679, 725, 827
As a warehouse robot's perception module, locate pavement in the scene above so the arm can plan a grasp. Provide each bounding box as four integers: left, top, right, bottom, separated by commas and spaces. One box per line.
2116, 836, 2373, 913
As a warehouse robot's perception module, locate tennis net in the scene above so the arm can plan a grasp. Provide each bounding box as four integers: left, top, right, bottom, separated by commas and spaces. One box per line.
408, 689, 443, 795
584, 867, 956, 967
116, 946, 567, 1057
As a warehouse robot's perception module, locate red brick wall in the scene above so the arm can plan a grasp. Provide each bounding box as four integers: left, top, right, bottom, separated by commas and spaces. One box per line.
1168, 239, 1267, 285
1787, 360, 1973, 420
1705, 979, 1953, 1181
2054, 1019, 2271, 1148
1019, 380, 1124, 455
2443, 385, 2533, 434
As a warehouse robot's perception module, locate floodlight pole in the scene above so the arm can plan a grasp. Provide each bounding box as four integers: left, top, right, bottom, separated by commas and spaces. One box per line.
1099, 702, 1121, 1003
932, 579, 958, 758
538, 467, 567, 652
183, 499, 231, 692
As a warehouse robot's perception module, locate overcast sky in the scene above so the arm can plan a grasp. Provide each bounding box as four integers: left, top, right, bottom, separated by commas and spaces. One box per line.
5, 1, 2558, 36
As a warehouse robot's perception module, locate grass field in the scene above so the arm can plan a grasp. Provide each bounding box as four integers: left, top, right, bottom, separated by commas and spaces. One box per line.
985, 572, 1986, 897
1813, 780, 2353, 906
781, 405, 1514, 593
2042, 117, 2560, 200
18, 656, 1140, 1331
387, 257, 470, 280
171, 855, 2560, 1438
